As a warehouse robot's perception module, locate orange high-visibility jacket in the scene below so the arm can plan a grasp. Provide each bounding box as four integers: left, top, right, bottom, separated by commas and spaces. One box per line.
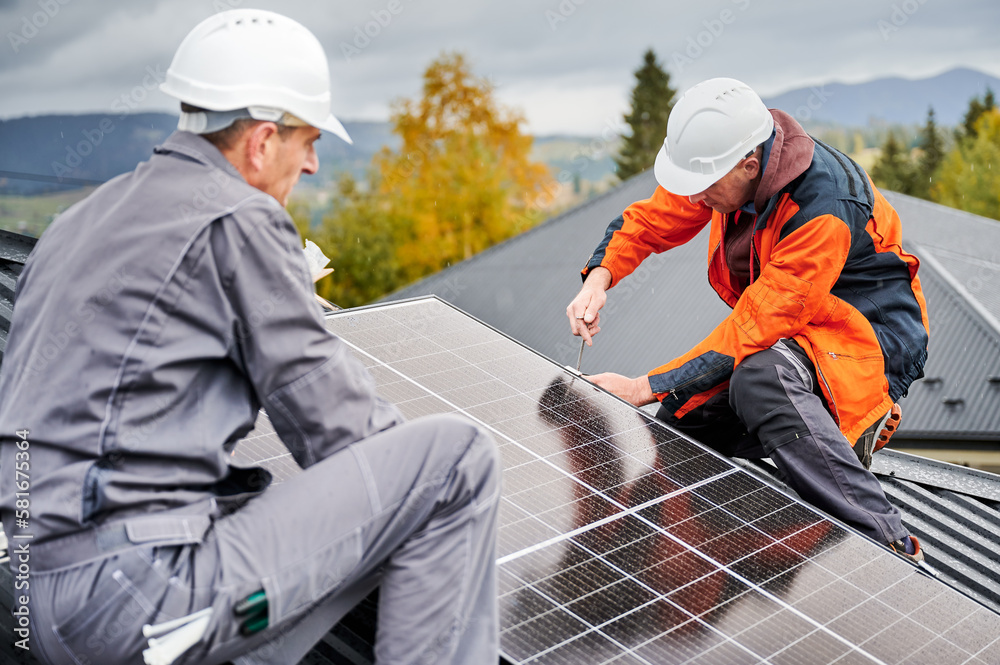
584, 110, 930, 443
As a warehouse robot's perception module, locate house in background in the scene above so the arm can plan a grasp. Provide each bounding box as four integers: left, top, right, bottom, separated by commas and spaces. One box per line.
388, 171, 1000, 473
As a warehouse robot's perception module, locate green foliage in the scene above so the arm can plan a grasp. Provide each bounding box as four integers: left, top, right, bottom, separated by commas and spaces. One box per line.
871, 130, 918, 195
309, 173, 404, 308
933, 108, 1000, 220
615, 49, 677, 181
956, 88, 997, 144
867, 93, 1000, 220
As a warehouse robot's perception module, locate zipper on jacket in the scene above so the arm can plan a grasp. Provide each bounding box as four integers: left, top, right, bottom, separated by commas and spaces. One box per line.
815, 357, 841, 426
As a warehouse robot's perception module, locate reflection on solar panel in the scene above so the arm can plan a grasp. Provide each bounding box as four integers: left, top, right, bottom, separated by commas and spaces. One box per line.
235, 297, 1000, 664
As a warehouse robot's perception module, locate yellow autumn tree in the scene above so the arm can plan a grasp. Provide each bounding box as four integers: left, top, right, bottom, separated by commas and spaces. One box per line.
375, 52, 555, 283
309, 52, 555, 308
932, 108, 1000, 221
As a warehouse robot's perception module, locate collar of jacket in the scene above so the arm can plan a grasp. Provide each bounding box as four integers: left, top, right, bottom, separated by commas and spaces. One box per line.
751, 109, 815, 225
154, 130, 246, 182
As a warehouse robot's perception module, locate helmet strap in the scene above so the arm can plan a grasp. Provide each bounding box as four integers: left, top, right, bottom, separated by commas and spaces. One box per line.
178, 107, 310, 134
178, 108, 256, 134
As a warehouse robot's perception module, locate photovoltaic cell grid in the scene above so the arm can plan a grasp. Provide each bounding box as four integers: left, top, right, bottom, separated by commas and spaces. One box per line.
233, 297, 1000, 665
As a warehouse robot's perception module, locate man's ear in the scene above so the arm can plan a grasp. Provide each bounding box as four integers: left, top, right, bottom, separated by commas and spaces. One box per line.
743, 148, 763, 180
244, 122, 280, 173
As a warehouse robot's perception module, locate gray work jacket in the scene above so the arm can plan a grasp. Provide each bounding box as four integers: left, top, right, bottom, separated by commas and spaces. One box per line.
0, 131, 402, 543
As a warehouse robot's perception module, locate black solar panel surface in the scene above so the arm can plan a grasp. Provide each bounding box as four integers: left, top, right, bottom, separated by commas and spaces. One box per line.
231, 297, 1000, 665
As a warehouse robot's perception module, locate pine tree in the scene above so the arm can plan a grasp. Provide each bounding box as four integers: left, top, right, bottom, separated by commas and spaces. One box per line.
956, 88, 997, 144
614, 49, 677, 181
871, 130, 917, 195
915, 107, 945, 200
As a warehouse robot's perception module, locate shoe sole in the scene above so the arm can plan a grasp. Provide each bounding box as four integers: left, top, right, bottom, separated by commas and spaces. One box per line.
873, 403, 902, 452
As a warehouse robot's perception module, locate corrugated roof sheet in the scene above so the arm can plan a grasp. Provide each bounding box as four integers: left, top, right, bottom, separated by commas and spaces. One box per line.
899, 248, 1000, 440
877, 462, 1000, 615
0, 231, 35, 362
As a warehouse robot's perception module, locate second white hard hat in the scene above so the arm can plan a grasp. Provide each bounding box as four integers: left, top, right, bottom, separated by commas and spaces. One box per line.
653, 78, 773, 196
160, 9, 352, 144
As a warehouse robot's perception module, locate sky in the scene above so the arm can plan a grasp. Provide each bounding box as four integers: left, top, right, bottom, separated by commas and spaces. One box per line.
2, 0, 999, 136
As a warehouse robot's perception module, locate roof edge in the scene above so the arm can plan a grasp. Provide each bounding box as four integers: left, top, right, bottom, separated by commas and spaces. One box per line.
872, 449, 1000, 503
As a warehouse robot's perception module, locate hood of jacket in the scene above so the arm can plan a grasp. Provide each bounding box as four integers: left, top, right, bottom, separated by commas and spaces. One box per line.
753, 109, 815, 214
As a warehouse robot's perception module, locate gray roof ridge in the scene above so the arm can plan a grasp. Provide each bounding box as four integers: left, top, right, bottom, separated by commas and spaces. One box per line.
889, 190, 1000, 232
915, 239, 1000, 341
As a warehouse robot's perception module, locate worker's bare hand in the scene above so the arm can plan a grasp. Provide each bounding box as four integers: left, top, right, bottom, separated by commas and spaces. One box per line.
567, 267, 611, 346
587, 372, 656, 407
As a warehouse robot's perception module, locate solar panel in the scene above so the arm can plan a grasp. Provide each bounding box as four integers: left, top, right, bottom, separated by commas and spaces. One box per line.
235, 296, 1000, 664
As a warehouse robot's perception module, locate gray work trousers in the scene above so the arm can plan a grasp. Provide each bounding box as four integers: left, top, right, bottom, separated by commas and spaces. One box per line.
27, 414, 501, 665
656, 339, 907, 545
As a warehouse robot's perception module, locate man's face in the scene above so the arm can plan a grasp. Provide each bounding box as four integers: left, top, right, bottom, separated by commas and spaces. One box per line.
687, 154, 759, 214
257, 125, 321, 206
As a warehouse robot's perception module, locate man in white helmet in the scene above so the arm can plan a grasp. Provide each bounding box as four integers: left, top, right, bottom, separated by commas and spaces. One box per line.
566, 78, 929, 563
0, 10, 499, 665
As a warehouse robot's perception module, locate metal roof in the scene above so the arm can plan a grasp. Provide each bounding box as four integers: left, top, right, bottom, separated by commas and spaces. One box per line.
883, 192, 1000, 329
0, 230, 35, 364
898, 247, 1000, 441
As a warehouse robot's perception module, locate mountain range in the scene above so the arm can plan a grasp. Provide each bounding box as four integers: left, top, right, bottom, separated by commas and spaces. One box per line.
763, 67, 999, 127
1, 67, 997, 196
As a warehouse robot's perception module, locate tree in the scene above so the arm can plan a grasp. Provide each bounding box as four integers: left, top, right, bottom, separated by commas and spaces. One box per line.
311, 173, 405, 308
372, 52, 554, 284
956, 88, 997, 144
933, 108, 1000, 220
871, 130, 917, 195
914, 107, 945, 200
614, 49, 677, 181
314, 52, 554, 304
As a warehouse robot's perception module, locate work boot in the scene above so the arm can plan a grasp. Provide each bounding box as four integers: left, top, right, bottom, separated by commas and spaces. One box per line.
889, 535, 925, 564
853, 403, 902, 470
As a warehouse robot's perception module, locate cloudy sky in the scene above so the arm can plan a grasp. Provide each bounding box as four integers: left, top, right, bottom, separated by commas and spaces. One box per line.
2, 0, 999, 135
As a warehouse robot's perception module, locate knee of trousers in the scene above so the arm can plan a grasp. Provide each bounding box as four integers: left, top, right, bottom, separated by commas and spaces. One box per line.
729, 349, 801, 434
416, 413, 501, 504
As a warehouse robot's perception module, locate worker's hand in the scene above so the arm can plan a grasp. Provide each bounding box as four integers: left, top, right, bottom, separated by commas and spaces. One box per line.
587, 372, 656, 407
567, 267, 612, 346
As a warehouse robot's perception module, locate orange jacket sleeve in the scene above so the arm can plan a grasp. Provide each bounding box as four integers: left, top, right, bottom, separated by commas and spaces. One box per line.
585, 187, 712, 287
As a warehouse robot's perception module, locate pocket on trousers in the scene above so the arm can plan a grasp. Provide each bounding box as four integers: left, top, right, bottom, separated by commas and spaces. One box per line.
263, 526, 364, 626
53, 566, 159, 664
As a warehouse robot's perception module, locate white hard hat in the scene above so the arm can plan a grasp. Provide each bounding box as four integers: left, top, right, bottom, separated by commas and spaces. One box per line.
160, 9, 352, 144
653, 78, 773, 196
